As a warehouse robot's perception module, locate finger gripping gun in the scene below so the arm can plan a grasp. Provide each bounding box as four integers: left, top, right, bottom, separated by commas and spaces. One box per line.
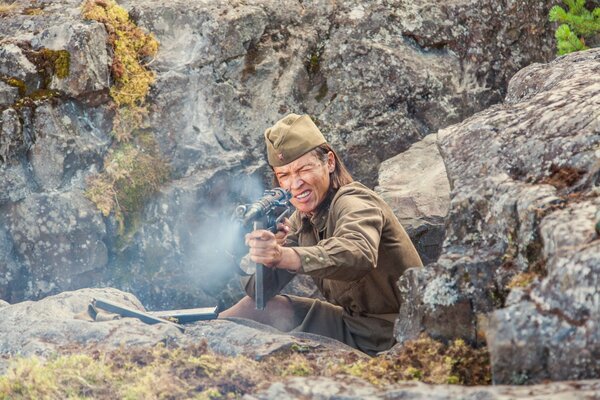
234, 188, 291, 310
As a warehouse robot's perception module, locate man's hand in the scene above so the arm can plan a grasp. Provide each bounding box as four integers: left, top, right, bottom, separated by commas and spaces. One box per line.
246, 229, 282, 268
245, 226, 301, 272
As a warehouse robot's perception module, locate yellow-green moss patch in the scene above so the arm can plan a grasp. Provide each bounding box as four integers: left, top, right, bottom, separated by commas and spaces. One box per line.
23, 7, 44, 16
507, 272, 538, 289
2, 76, 27, 96
0, 335, 493, 399
27, 48, 71, 84
82, 0, 158, 109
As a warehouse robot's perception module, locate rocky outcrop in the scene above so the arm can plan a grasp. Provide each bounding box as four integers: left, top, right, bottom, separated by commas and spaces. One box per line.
2, 288, 599, 398
395, 49, 600, 383
248, 377, 600, 400
0, 287, 362, 373
0, 0, 555, 309
375, 134, 450, 264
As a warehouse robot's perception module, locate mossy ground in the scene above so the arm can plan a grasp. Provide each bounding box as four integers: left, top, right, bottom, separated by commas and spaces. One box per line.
0, 335, 491, 399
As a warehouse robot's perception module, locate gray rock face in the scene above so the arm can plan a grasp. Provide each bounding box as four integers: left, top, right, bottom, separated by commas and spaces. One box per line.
31, 21, 110, 100
121, 0, 555, 186
4, 192, 109, 301
0, 44, 40, 89
0, 81, 19, 107
28, 101, 112, 191
0, 108, 24, 164
0, 0, 555, 312
395, 49, 600, 383
376, 134, 450, 264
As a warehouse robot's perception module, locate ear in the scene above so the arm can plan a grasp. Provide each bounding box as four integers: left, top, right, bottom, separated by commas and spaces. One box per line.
327, 151, 335, 173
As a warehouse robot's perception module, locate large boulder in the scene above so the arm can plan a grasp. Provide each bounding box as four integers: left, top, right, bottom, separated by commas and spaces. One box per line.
395, 49, 600, 383
0, 287, 363, 374
375, 134, 450, 265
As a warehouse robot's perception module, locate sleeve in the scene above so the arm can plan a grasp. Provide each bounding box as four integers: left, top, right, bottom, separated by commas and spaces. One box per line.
293, 191, 384, 281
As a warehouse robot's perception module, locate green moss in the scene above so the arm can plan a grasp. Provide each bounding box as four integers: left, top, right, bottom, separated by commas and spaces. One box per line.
28, 48, 71, 85
13, 89, 60, 109
52, 50, 70, 79
0, 337, 493, 398
84, 136, 170, 236
2, 76, 26, 96
326, 335, 492, 386
83, 0, 158, 109
283, 359, 313, 377
405, 367, 422, 380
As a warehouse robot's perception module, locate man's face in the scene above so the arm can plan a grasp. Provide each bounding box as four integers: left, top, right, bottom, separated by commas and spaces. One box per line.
274, 151, 335, 214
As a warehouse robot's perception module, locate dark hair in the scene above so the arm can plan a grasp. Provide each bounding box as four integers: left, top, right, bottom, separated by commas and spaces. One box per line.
272, 143, 354, 188
312, 143, 354, 189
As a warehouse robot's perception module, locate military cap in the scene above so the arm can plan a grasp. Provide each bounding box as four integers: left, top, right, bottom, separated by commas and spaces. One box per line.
264, 114, 326, 167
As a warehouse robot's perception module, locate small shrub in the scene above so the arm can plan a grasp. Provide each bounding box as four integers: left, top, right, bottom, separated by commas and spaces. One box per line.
85, 136, 169, 236
549, 0, 600, 55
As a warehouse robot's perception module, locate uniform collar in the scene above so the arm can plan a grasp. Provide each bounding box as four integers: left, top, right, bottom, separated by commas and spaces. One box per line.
301, 187, 336, 232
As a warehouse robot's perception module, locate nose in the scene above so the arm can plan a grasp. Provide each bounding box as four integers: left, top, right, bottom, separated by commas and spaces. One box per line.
290, 175, 303, 190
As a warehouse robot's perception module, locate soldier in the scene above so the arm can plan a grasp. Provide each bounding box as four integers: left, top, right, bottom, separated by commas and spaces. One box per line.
220, 114, 423, 355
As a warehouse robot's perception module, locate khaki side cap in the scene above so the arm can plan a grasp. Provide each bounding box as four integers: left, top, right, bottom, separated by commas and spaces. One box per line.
265, 114, 326, 167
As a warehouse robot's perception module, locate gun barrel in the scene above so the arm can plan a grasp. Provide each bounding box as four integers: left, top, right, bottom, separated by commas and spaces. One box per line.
235, 188, 291, 227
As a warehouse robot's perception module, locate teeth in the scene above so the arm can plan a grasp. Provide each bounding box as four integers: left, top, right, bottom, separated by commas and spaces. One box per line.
297, 191, 310, 199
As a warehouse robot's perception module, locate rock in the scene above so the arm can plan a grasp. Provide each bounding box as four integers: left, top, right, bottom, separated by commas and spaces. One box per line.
28, 101, 111, 191
247, 376, 600, 400
187, 317, 362, 360
376, 134, 450, 264
0, 299, 9, 309
121, 0, 555, 186
395, 49, 600, 383
0, 43, 41, 91
31, 21, 111, 100
0, 81, 19, 107
248, 376, 381, 400
4, 191, 109, 301
0, 108, 24, 164
0, 287, 363, 375
0, 287, 182, 365
488, 201, 600, 383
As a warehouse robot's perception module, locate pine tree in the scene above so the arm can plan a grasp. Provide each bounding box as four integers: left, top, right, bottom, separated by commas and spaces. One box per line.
549, 0, 600, 55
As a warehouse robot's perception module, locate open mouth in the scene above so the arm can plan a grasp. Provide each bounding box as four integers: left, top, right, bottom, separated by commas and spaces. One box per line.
296, 190, 311, 200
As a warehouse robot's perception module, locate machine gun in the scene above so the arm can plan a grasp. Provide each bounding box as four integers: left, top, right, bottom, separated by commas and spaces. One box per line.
234, 188, 292, 310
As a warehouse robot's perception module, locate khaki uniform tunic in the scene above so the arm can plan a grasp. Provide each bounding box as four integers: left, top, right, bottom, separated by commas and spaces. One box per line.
244, 182, 423, 354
